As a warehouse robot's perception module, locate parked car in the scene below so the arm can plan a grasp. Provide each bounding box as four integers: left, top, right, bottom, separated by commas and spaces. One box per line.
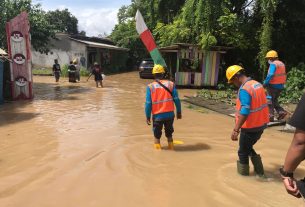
139, 59, 154, 79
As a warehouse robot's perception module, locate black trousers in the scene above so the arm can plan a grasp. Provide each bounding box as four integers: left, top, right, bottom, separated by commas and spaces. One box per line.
238, 130, 264, 164
153, 119, 174, 139
267, 86, 285, 116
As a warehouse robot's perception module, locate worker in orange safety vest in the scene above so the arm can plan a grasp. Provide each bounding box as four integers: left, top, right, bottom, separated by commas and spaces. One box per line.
226, 65, 269, 177
263, 50, 287, 121
145, 64, 182, 150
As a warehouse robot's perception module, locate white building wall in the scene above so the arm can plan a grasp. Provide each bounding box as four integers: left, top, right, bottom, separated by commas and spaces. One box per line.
32, 50, 71, 68
31, 33, 87, 69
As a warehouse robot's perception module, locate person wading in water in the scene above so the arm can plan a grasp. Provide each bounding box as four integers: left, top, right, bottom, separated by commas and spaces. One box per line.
88, 62, 103, 88
226, 65, 269, 177
52, 59, 61, 82
145, 64, 182, 150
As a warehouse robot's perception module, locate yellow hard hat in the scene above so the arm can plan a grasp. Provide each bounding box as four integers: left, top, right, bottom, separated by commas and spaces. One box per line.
265, 50, 278, 58
152, 64, 165, 74
226, 65, 244, 83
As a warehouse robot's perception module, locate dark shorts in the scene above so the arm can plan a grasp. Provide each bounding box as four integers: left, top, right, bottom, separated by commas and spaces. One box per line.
289, 93, 305, 131
94, 74, 103, 81
54, 72, 60, 79
153, 119, 174, 139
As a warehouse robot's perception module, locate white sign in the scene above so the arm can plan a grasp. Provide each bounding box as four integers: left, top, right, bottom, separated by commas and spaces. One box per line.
11, 31, 24, 42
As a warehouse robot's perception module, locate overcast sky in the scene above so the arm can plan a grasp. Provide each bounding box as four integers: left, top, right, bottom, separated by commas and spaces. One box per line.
35, 0, 131, 37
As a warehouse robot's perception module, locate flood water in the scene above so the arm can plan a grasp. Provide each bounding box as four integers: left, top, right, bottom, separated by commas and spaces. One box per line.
0, 72, 304, 207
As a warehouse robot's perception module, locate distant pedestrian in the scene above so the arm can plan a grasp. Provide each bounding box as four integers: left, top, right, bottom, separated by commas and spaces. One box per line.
280, 93, 305, 198
73, 59, 80, 82
89, 62, 103, 88
52, 59, 61, 82
226, 65, 269, 177
263, 50, 287, 121
68, 61, 77, 83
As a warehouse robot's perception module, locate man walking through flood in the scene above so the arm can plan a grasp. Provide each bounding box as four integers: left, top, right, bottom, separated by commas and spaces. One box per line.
263, 50, 287, 121
89, 62, 103, 88
226, 65, 269, 176
52, 59, 61, 82
280, 93, 305, 198
73, 59, 80, 82
145, 64, 182, 150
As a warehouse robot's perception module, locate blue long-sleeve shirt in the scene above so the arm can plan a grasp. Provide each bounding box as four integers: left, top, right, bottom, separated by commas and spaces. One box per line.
145, 84, 181, 120
263, 62, 284, 89
239, 88, 251, 116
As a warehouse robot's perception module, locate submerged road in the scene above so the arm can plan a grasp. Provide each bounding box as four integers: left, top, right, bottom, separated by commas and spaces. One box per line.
0, 72, 303, 207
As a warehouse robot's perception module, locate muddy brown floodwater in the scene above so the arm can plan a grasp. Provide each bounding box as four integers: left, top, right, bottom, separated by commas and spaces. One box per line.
0, 72, 304, 207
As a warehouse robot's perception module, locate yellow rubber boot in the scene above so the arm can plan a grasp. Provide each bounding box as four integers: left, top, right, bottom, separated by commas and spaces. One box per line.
154, 143, 161, 150
168, 142, 174, 150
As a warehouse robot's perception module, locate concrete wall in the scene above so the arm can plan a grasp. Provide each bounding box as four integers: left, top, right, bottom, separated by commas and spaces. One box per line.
31, 33, 87, 69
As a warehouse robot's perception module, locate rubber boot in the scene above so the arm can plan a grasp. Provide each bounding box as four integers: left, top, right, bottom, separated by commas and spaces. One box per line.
237, 160, 249, 176
251, 154, 265, 177
168, 142, 174, 150
154, 143, 161, 150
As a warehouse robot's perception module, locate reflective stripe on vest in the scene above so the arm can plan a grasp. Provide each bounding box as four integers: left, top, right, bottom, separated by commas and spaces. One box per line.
152, 98, 174, 105
270, 60, 286, 84
250, 103, 268, 113
236, 80, 269, 129
149, 80, 175, 115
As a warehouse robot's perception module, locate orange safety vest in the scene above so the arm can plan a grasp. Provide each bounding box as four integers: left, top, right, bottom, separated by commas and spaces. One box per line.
269, 60, 286, 84
148, 80, 175, 115
236, 80, 269, 129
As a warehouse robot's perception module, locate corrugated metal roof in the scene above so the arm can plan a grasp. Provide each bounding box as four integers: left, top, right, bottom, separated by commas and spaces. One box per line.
70, 38, 129, 51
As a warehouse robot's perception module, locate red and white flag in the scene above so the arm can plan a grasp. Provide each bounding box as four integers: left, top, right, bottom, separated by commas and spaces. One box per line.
135, 10, 166, 67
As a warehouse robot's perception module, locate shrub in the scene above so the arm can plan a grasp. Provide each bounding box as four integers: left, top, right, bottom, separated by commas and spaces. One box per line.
61, 64, 69, 77
60, 65, 90, 77
198, 88, 236, 105
279, 66, 305, 103
80, 67, 90, 76
32, 68, 52, 75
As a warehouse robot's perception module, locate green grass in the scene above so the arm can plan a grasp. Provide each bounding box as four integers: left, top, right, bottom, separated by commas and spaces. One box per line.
33, 65, 90, 77
186, 103, 208, 113
32, 68, 53, 75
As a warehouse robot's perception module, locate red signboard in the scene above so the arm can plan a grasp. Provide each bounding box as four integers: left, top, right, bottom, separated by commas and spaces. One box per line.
6, 12, 33, 100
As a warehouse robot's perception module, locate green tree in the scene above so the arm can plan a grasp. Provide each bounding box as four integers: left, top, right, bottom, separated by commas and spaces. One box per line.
258, 0, 278, 79
154, 0, 246, 49
110, 20, 148, 64
117, 5, 130, 24
272, 0, 305, 67
0, 0, 55, 53
157, 0, 186, 23
111, 0, 305, 90
46, 9, 78, 34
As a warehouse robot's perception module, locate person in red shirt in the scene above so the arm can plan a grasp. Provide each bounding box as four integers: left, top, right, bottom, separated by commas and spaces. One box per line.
90, 62, 103, 88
